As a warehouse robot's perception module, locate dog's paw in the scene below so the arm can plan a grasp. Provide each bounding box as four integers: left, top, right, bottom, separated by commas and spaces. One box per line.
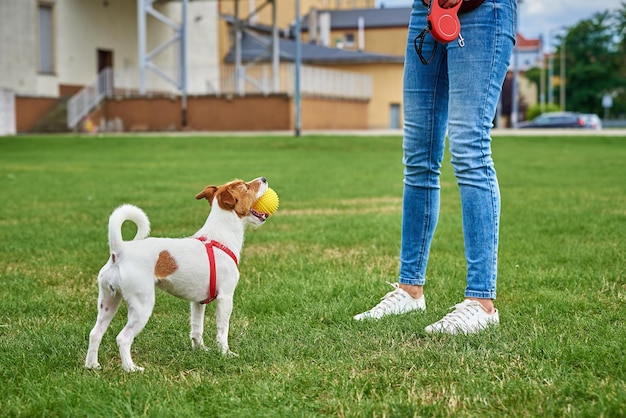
191, 338, 208, 351
122, 364, 145, 373
222, 349, 239, 358
85, 362, 101, 370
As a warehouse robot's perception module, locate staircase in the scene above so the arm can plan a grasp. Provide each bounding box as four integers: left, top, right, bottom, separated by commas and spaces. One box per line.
67, 68, 113, 130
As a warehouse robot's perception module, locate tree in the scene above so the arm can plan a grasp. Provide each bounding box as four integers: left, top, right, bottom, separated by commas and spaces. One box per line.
612, 1, 626, 117
524, 3, 626, 118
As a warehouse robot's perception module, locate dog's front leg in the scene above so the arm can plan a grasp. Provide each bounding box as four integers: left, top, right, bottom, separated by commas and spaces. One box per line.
190, 302, 207, 350
215, 296, 237, 357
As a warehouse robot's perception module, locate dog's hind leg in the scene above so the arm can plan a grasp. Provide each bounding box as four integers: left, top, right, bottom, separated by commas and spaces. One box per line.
215, 297, 237, 356
116, 292, 155, 372
85, 283, 122, 370
190, 302, 207, 350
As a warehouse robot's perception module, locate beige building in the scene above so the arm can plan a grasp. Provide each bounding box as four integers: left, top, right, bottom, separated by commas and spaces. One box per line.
0, 0, 219, 98
0, 0, 538, 133
220, 5, 408, 129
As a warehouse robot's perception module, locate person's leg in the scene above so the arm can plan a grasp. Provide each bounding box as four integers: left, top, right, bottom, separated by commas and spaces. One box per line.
354, 2, 448, 320
425, 0, 516, 333
398, 2, 449, 298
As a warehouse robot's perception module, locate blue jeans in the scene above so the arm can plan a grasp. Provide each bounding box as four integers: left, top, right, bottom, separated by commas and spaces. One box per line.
399, 0, 517, 299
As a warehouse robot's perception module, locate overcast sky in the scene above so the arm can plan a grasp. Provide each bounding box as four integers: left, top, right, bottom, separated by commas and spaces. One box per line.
377, 0, 624, 47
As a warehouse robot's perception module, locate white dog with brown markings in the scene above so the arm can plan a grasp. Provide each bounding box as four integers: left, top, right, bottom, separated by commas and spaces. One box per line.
85, 177, 270, 372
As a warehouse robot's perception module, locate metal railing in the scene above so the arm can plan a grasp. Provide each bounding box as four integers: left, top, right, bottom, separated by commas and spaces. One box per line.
219, 63, 372, 100
103, 64, 372, 100
67, 68, 113, 129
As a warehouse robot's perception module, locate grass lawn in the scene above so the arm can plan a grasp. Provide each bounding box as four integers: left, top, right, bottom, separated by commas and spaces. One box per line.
0, 133, 625, 417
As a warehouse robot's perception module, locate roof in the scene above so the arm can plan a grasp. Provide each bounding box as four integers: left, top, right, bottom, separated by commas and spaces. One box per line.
516, 33, 541, 51
300, 7, 411, 31
223, 31, 404, 65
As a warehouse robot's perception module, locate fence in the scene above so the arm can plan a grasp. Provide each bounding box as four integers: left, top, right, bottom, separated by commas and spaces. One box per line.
100, 64, 372, 100
219, 64, 372, 100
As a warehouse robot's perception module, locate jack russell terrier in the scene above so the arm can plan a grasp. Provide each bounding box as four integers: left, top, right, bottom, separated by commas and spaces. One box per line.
85, 177, 270, 372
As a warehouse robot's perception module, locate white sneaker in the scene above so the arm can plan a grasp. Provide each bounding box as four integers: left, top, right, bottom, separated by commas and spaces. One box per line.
424, 299, 499, 334
354, 282, 426, 320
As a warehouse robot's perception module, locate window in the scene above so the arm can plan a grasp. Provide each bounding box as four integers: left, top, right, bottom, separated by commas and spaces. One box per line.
344, 33, 355, 47
38, 4, 54, 74
389, 103, 401, 129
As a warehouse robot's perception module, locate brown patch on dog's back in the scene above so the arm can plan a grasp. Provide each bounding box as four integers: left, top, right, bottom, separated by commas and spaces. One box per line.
155, 250, 178, 279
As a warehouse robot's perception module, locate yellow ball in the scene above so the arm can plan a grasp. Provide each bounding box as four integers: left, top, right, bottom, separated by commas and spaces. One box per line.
253, 187, 279, 216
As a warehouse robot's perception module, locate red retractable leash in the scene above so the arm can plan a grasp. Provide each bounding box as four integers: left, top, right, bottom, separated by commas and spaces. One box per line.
414, 0, 465, 65
428, 0, 463, 43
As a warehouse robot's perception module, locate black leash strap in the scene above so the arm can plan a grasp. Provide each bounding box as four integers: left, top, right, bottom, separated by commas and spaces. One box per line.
414, 23, 438, 65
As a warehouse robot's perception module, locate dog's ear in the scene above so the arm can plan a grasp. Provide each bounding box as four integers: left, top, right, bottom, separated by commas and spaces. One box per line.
196, 186, 218, 206
215, 186, 237, 210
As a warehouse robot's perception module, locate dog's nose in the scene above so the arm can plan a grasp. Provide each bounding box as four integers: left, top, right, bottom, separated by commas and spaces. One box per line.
260, 177, 267, 183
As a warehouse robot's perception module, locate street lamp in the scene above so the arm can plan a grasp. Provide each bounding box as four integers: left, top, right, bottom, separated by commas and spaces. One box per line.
547, 26, 567, 109
560, 36, 566, 110
539, 34, 545, 113
511, 0, 522, 128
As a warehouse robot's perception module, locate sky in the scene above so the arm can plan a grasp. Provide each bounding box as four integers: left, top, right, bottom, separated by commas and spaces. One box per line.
376, 0, 624, 48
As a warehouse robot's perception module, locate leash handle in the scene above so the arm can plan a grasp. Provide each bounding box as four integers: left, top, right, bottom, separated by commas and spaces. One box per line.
427, 0, 463, 44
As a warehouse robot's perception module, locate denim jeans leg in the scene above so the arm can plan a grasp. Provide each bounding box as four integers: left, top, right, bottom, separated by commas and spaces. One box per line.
447, 0, 517, 299
398, 3, 447, 286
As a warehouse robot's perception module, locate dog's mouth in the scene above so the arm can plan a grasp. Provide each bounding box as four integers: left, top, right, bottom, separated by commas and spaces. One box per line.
250, 208, 269, 222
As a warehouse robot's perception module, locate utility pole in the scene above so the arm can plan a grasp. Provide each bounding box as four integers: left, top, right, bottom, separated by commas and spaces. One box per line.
294, 0, 302, 137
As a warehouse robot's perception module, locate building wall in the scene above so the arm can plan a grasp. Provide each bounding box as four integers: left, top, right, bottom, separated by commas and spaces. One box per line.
56, 0, 138, 94
188, 95, 292, 130
0, 0, 41, 96
15, 96, 59, 132
98, 95, 367, 131
301, 97, 368, 129
219, 0, 376, 28
0, 0, 220, 98
0, 90, 17, 136
326, 25, 408, 55
325, 62, 403, 129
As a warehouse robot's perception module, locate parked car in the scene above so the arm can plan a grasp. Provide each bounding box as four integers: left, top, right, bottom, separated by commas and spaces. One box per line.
581, 113, 603, 130
518, 112, 586, 129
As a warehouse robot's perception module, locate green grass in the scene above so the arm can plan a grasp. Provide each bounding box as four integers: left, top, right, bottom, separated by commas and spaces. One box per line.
0, 133, 625, 417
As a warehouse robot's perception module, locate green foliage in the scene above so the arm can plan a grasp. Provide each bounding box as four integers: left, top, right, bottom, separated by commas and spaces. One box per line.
1, 134, 625, 417
559, 10, 625, 115
525, 103, 561, 121
525, 3, 626, 117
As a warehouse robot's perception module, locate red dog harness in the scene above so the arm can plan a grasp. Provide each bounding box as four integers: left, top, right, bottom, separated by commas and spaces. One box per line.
197, 237, 239, 304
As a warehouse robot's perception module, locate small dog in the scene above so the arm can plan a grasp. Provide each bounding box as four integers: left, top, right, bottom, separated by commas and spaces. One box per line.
85, 177, 269, 372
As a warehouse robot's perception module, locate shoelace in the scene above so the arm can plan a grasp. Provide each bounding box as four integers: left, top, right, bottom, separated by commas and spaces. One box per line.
435, 301, 483, 329
369, 282, 405, 313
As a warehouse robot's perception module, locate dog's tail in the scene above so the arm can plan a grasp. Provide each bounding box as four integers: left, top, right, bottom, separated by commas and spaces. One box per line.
108, 204, 151, 259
